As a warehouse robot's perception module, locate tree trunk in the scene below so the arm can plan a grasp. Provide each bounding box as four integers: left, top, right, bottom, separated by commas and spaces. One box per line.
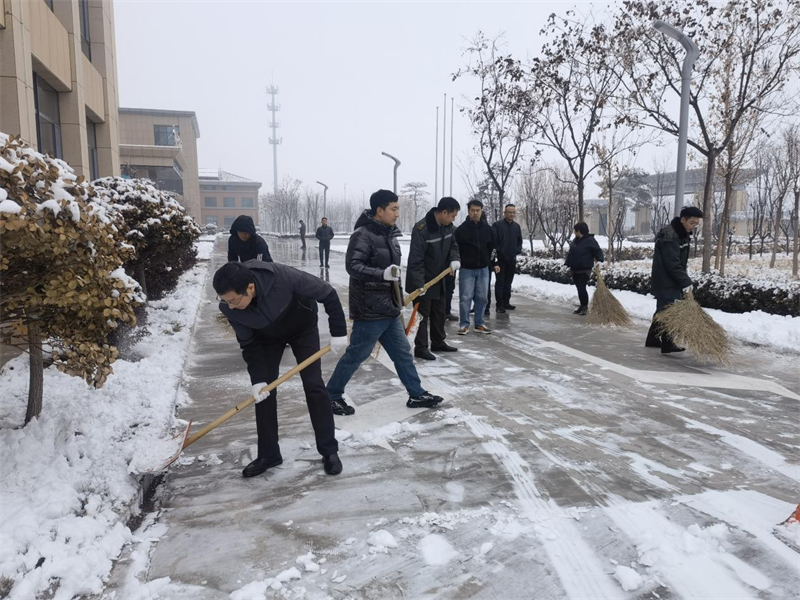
769, 195, 784, 268
717, 171, 734, 276
700, 153, 717, 273
793, 189, 799, 280
25, 321, 44, 425
607, 194, 614, 262
577, 179, 585, 222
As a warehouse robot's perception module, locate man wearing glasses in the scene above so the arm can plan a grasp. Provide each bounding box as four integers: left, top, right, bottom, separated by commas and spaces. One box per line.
213, 260, 348, 478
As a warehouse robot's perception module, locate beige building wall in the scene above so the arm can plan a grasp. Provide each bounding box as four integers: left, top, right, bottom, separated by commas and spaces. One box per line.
0, 0, 120, 178
200, 182, 261, 229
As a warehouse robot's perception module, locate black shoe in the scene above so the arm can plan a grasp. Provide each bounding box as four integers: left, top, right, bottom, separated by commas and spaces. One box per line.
484, 308, 490, 316
323, 453, 342, 475
470, 307, 475, 314
242, 455, 283, 478
414, 347, 437, 360
577, 305, 588, 316
661, 341, 685, 354
572, 306, 583, 314
407, 392, 444, 408
431, 342, 458, 352
320, 264, 324, 267
445, 313, 459, 322
325, 264, 330, 268
645, 322, 662, 348
496, 306, 506, 313
505, 304, 516, 310
330, 398, 355, 416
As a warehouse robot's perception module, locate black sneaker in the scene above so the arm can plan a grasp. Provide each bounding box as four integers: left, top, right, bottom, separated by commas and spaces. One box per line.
407, 392, 444, 408
330, 398, 355, 416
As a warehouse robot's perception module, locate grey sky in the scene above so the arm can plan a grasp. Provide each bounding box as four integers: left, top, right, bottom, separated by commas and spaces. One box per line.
115, 1, 644, 206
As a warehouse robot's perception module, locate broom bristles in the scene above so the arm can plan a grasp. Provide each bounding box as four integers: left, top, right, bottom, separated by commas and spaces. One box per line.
587, 267, 633, 327
654, 291, 732, 365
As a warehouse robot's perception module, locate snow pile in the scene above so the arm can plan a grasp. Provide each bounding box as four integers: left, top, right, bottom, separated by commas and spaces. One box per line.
229, 567, 302, 599
613, 565, 644, 591
418, 534, 459, 566
0, 264, 208, 600
367, 529, 398, 553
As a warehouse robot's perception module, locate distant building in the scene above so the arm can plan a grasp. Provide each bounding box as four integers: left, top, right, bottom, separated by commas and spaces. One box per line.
199, 169, 262, 229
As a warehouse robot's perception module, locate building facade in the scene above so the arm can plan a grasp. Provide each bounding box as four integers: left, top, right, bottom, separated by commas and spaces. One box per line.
1, 0, 121, 179
118, 108, 201, 220
199, 169, 262, 229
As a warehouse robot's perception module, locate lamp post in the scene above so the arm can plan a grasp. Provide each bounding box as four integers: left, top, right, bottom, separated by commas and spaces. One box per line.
381, 151, 401, 195
315, 181, 328, 218
652, 20, 700, 218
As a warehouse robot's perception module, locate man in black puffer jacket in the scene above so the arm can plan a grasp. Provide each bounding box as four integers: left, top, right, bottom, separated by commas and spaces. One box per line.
227, 215, 272, 263
455, 200, 499, 334
564, 222, 604, 315
316, 218, 335, 267
326, 190, 443, 415
646, 206, 704, 353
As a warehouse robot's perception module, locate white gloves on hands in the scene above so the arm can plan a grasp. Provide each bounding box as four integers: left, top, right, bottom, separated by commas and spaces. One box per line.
383, 265, 401, 282
329, 335, 348, 355
252, 382, 269, 404
682, 285, 693, 294
449, 261, 461, 274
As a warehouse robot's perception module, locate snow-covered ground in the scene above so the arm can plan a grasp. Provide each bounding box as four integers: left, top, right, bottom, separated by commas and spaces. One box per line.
0, 257, 209, 600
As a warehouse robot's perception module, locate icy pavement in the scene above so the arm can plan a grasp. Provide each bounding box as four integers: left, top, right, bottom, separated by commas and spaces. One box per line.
103, 237, 800, 600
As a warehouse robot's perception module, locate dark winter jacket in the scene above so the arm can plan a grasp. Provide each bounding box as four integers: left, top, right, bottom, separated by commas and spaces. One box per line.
316, 225, 334, 243
346, 210, 403, 321
565, 234, 604, 274
455, 217, 496, 270
405, 208, 460, 300
299, 222, 306, 236
219, 260, 347, 384
492, 219, 523, 262
651, 217, 693, 300
227, 215, 272, 263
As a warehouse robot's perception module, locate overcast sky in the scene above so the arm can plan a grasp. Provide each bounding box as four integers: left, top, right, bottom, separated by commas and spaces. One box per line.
115, 0, 654, 207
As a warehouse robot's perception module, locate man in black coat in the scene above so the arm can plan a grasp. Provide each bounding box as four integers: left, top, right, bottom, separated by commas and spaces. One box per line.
227, 215, 272, 263
213, 260, 348, 477
564, 222, 604, 315
299, 220, 306, 249
646, 206, 704, 353
316, 218, 334, 268
406, 197, 461, 360
455, 200, 499, 334
491, 204, 523, 313
325, 190, 444, 415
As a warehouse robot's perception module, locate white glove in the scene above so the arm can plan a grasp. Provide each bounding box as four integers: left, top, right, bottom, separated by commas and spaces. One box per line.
449, 261, 461, 273
383, 265, 401, 281
682, 285, 692, 294
251, 382, 269, 404
329, 335, 348, 355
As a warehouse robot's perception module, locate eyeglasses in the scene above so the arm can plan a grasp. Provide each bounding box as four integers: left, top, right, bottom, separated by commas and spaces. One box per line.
216, 293, 245, 307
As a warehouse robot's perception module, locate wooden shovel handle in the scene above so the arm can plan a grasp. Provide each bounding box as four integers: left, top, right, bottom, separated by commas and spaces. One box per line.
393, 281, 406, 330
182, 345, 331, 448
403, 267, 453, 306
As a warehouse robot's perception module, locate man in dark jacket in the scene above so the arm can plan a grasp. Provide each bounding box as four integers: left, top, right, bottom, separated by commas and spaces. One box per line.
299, 220, 306, 249
213, 260, 348, 477
455, 200, 500, 335
316, 218, 334, 268
406, 197, 461, 360
491, 204, 523, 313
227, 215, 272, 263
564, 222, 604, 315
326, 190, 444, 415
646, 206, 704, 353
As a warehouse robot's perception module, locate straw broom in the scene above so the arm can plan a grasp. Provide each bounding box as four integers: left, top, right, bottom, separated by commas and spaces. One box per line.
654, 290, 732, 365
586, 264, 633, 327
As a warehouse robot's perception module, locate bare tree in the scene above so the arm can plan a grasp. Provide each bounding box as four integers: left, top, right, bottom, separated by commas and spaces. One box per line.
516, 165, 546, 252
770, 129, 797, 267
649, 154, 673, 239
539, 167, 578, 258
400, 182, 430, 224
786, 125, 800, 279
304, 188, 322, 227
748, 149, 775, 257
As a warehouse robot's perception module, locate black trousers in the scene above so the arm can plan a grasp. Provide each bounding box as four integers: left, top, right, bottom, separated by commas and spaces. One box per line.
647, 297, 678, 343
300, 234, 306, 248
319, 242, 330, 266
415, 295, 447, 349
254, 322, 338, 459
445, 275, 455, 314
573, 272, 590, 307
495, 259, 516, 307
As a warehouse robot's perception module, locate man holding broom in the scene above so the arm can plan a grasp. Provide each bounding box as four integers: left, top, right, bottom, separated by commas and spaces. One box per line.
326, 190, 444, 415
646, 206, 704, 354
213, 260, 348, 477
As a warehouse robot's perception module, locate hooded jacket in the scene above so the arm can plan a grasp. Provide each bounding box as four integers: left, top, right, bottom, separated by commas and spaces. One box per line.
651, 217, 694, 299
227, 215, 272, 263
346, 210, 403, 321
405, 208, 460, 300
565, 234, 604, 273
455, 215, 496, 270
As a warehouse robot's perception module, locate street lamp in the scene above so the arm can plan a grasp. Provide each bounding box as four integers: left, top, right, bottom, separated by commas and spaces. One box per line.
315, 181, 328, 218
652, 20, 700, 218
381, 151, 401, 195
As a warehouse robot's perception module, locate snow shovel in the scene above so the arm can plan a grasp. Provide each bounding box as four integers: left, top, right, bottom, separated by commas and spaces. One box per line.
144, 345, 332, 473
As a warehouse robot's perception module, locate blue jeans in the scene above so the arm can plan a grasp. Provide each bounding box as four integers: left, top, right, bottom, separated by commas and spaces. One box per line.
327, 316, 425, 400
459, 267, 489, 328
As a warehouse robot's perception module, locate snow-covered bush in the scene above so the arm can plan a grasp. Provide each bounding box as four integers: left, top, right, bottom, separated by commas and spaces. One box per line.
0, 133, 143, 422
517, 255, 800, 316
92, 177, 200, 300
522, 245, 655, 262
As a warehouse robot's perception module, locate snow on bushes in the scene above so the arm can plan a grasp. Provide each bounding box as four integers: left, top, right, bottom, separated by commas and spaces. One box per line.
92, 177, 200, 300
517, 255, 799, 317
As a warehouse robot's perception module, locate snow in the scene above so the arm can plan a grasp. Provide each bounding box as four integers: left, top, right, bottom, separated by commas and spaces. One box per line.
0, 263, 208, 600
0, 198, 20, 214
612, 565, 644, 591
367, 529, 398, 550
229, 567, 302, 599
418, 534, 459, 566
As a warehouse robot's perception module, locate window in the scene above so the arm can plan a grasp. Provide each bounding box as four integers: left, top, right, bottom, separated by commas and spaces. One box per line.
79, 0, 91, 60
172, 160, 183, 177
204, 197, 218, 207
200, 185, 216, 191
223, 197, 235, 208
222, 186, 231, 191
241, 197, 254, 208
205, 215, 218, 225
33, 73, 62, 159
154, 124, 180, 146
87, 118, 99, 180
224, 216, 237, 227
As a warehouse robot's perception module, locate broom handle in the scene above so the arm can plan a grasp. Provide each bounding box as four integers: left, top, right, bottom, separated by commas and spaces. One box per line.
403, 267, 453, 306
405, 303, 419, 335
393, 280, 406, 330
183, 345, 331, 448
